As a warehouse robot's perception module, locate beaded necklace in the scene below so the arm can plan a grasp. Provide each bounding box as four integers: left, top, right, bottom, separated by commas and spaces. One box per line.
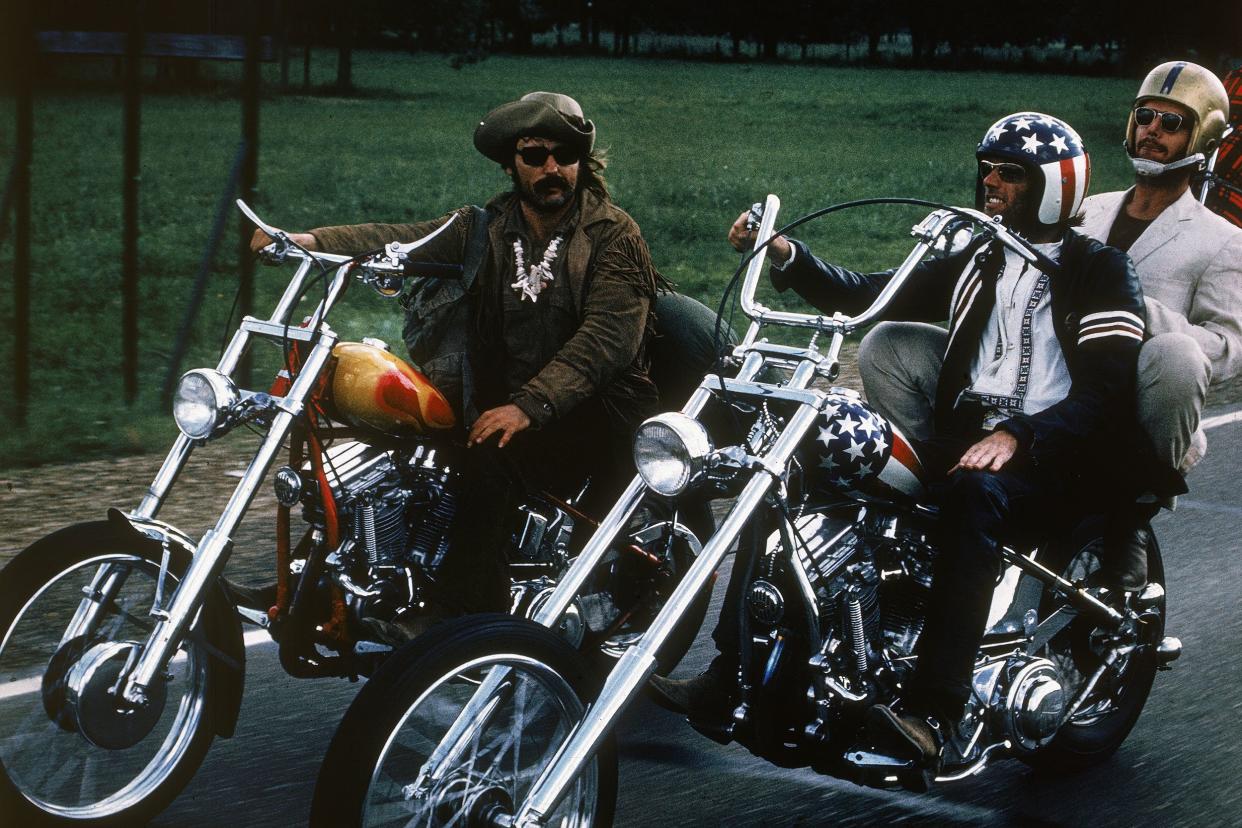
511, 235, 564, 303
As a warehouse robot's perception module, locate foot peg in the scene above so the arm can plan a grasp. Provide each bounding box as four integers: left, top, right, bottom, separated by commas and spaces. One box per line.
688, 713, 736, 745
1155, 636, 1182, 667
842, 749, 932, 792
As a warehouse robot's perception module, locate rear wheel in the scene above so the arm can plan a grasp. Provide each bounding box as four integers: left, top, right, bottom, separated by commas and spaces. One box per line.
312, 615, 616, 827
1023, 532, 1164, 772
593, 502, 713, 675
0, 529, 219, 826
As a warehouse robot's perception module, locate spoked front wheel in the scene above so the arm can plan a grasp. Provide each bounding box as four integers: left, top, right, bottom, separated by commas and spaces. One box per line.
312, 615, 616, 827
0, 525, 221, 826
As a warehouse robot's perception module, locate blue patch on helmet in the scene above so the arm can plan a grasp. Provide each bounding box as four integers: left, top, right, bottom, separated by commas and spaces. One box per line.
1160, 62, 1187, 95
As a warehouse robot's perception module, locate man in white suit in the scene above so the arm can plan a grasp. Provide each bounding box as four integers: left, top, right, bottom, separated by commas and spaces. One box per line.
1078, 61, 1242, 587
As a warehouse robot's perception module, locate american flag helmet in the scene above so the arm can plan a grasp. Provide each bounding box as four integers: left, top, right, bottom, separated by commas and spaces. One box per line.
975, 111, 1091, 227
803, 391, 926, 504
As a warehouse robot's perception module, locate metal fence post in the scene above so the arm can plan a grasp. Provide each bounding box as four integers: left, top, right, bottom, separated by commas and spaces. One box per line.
13, 3, 33, 427
122, 0, 143, 404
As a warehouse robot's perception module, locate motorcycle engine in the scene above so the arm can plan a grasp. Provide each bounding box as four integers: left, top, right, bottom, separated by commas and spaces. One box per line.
282, 440, 460, 621
310, 441, 459, 570
794, 511, 936, 664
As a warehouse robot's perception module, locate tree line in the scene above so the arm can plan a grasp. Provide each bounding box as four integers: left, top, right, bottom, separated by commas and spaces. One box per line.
28, 0, 1242, 76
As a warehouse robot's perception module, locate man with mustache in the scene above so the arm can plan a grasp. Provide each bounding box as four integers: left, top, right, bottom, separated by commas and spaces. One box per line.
247, 92, 667, 638
1077, 61, 1241, 590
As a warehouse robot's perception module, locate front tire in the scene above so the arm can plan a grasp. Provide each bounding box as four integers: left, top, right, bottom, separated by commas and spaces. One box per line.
312, 615, 616, 827
1023, 531, 1164, 772
0, 528, 220, 826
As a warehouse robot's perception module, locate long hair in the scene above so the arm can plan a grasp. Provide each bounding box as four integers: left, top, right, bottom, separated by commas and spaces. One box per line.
578, 147, 609, 199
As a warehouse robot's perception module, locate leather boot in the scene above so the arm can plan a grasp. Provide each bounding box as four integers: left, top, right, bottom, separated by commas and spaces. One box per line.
647, 659, 736, 721
866, 704, 944, 769
1100, 502, 1159, 592
358, 612, 445, 647
221, 578, 278, 612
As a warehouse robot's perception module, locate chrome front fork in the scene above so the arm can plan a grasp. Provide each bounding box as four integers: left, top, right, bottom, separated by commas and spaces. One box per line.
53, 255, 351, 707
58, 562, 132, 649
417, 350, 818, 826
119, 325, 339, 706
515, 397, 823, 825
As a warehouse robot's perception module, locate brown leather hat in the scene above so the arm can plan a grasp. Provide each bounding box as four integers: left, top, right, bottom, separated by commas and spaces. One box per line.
473, 91, 596, 165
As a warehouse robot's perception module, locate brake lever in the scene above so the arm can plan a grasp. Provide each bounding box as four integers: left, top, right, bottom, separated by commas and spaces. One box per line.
383, 213, 459, 259
745, 202, 764, 232
258, 242, 289, 265
237, 199, 294, 263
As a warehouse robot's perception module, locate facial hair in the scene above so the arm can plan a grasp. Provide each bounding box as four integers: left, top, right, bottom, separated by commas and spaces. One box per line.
991, 184, 1040, 235
517, 174, 575, 213
1137, 137, 1170, 158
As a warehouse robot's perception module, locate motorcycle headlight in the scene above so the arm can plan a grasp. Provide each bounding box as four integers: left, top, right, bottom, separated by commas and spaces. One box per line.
633, 413, 713, 497
172, 369, 240, 440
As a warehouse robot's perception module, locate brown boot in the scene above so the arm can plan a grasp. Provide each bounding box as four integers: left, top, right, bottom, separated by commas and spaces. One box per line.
358, 612, 444, 647
866, 704, 944, 769
647, 660, 736, 721
221, 578, 277, 612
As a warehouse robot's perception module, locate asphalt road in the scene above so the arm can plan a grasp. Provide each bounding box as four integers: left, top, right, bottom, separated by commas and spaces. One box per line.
137, 409, 1242, 828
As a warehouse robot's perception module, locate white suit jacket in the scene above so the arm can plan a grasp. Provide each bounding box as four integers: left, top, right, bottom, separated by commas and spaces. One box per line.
1080, 188, 1242, 384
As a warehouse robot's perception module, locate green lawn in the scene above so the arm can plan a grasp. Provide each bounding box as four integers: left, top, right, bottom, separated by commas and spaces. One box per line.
0, 51, 1139, 467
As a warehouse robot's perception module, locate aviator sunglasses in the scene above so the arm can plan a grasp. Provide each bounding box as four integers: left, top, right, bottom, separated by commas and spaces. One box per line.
1133, 106, 1186, 133
978, 159, 1027, 184
516, 146, 581, 167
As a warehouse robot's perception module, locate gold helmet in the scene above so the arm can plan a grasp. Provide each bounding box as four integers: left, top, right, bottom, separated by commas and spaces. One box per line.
1126, 61, 1229, 170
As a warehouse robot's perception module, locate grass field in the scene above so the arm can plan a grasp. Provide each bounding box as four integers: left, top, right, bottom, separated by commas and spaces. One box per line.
0, 51, 1142, 468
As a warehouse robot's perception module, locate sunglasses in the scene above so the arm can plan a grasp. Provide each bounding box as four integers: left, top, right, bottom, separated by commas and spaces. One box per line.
516, 146, 581, 167
1134, 107, 1186, 133
978, 159, 1027, 184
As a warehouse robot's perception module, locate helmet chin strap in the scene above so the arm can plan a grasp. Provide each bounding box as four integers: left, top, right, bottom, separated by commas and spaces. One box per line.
1130, 152, 1205, 178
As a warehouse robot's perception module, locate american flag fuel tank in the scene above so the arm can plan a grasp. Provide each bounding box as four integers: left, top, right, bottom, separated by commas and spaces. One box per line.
803, 390, 926, 503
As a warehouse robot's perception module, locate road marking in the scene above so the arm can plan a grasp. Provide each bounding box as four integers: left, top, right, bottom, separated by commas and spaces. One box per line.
1174, 498, 1242, 516
1202, 409, 1242, 431
0, 629, 275, 701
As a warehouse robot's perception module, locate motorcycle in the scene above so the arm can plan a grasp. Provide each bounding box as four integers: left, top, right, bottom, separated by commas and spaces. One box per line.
0, 202, 708, 826
308, 195, 1183, 827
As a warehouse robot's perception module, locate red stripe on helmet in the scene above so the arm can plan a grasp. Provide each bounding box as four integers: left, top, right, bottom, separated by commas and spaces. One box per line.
1058, 157, 1077, 222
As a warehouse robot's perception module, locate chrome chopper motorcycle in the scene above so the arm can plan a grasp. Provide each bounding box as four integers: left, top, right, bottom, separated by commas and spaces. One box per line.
0, 202, 706, 826
308, 195, 1183, 827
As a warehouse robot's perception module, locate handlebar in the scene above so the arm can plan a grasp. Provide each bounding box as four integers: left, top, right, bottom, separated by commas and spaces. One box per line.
236, 200, 461, 295
738, 195, 1058, 337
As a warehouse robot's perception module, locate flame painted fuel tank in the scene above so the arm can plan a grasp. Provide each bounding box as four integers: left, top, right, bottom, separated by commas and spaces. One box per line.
329, 341, 456, 435
802, 389, 926, 504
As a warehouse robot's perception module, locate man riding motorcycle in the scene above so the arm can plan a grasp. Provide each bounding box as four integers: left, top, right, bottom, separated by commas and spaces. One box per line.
653, 111, 1183, 771
249, 92, 667, 638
